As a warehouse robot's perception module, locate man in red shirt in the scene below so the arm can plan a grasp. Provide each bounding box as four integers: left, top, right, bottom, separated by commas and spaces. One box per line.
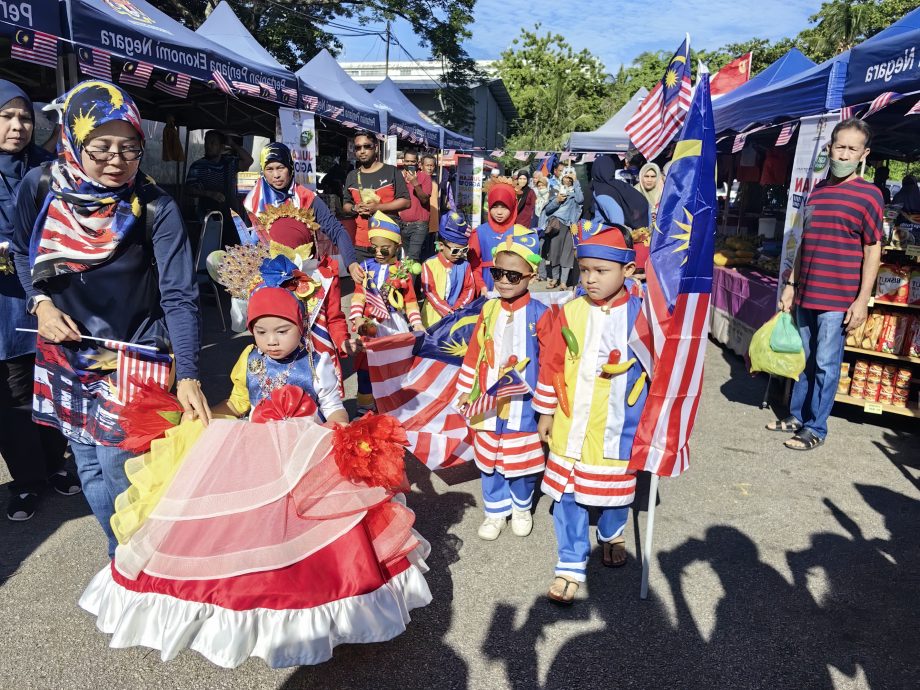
771, 119, 883, 450
343, 130, 410, 263
398, 148, 433, 261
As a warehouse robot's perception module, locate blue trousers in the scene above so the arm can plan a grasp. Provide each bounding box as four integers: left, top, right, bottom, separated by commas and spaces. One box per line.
552, 492, 629, 582
69, 441, 133, 558
481, 471, 538, 517
789, 306, 846, 440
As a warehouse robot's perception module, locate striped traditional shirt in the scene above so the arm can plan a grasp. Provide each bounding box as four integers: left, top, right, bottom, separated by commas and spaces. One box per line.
797, 177, 884, 312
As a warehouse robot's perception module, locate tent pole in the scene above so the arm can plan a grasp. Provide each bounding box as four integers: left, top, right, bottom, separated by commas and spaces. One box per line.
639, 474, 660, 600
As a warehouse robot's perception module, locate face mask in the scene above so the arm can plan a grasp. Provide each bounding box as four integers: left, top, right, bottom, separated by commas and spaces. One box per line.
829, 158, 861, 179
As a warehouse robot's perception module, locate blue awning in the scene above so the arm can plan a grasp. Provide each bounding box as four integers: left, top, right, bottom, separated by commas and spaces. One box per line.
194, 1, 297, 102
844, 6, 920, 105
297, 49, 381, 133
0, 0, 63, 38
370, 77, 441, 148
714, 48, 848, 133
441, 126, 472, 150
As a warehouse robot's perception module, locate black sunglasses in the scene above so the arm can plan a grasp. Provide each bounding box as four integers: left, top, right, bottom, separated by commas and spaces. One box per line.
354, 143, 375, 151
490, 267, 532, 285
372, 245, 393, 257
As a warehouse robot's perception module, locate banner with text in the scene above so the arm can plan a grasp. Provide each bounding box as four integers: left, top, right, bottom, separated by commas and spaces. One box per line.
278, 108, 317, 190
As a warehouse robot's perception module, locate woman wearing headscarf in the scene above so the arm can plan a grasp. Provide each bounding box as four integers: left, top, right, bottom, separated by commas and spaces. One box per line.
468, 176, 518, 293
514, 168, 537, 227
244, 142, 362, 284
542, 167, 583, 288
0, 80, 77, 522
634, 162, 664, 225
11, 80, 207, 556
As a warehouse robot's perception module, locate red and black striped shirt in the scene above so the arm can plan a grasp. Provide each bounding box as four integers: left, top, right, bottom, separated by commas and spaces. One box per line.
797, 177, 883, 312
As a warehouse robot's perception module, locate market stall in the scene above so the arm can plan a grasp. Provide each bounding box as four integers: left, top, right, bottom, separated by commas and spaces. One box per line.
371, 77, 441, 149
0, 0, 64, 99
565, 87, 648, 153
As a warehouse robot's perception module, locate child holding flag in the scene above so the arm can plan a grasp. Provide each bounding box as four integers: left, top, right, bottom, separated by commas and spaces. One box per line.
456, 226, 554, 540
534, 221, 651, 605
349, 212, 425, 412
420, 210, 477, 326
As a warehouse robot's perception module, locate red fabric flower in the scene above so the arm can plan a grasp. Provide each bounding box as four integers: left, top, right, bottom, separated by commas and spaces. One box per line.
251, 385, 318, 423
332, 413, 409, 492
117, 376, 184, 454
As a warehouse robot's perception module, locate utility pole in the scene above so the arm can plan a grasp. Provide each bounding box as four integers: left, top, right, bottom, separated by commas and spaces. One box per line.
385, 20, 391, 76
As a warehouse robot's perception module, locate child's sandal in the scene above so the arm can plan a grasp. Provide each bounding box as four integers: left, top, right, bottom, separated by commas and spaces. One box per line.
547, 575, 579, 605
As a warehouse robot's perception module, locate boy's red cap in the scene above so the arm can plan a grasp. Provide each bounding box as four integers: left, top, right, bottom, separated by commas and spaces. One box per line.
246, 287, 305, 333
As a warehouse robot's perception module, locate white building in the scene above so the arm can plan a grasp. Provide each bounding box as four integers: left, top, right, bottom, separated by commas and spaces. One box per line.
339, 59, 516, 149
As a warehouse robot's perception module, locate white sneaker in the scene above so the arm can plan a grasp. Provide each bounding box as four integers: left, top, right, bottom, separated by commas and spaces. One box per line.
510, 509, 533, 537
477, 516, 505, 541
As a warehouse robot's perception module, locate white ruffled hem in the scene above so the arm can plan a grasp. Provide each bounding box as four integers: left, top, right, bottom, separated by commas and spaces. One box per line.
79, 561, 432, 668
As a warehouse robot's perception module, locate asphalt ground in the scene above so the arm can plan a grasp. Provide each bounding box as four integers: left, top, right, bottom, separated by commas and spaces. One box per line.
1, 287, 918, 689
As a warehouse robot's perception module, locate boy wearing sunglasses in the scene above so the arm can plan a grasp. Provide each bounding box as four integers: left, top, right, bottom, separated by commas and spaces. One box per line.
455, 226, 554, 542
420, 211, 477, 326
532, 222, 651, 605
349, 212, 424, 412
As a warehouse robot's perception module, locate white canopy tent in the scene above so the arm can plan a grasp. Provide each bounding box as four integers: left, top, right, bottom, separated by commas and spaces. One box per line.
565, 88, 648, 152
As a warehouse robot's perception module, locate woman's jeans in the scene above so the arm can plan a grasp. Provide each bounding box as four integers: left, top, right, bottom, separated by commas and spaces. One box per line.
789, 307, 846, 440
69, 441, 133, 558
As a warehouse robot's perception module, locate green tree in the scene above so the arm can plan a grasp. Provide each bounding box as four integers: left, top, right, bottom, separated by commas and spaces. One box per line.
148, 0, 480, 130
799, 0, 876, 61
495, 25, 611, 156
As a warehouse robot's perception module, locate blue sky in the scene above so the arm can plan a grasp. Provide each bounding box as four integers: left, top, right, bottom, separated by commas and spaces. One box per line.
337, 0, 823, 74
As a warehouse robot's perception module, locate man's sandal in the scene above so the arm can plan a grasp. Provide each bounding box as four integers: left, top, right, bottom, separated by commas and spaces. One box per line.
547, 576, 579, 605
603, 539, 627, 568
765, 416, 803, 432
784, 429, 824, 451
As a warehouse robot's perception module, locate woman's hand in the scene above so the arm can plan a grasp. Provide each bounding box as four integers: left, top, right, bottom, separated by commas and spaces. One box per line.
348, 262, 365, 284
35, 301, 82, 343
177, 378, 212, 427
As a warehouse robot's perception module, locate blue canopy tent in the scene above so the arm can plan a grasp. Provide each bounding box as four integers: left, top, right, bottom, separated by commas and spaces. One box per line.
296, 49, 381, 133
370, 77, 440, 148
65, 0, 287, 132
441, 126, 473, 150
195, 1, 298, 106
844, 6, 920, 105
712, 48, 847, 134
0, 0, 66, 98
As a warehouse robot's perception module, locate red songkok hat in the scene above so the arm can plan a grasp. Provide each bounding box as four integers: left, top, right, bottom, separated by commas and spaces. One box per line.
268, 216, 314, 250
246, 286, 305, 333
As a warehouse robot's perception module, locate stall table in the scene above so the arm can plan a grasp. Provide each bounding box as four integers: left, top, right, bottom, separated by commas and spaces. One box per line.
710, 265, 778, 356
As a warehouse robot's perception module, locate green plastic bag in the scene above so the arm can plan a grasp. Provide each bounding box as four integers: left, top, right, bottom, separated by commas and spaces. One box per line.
769, 312, 804, 354
749, 313, 806, 380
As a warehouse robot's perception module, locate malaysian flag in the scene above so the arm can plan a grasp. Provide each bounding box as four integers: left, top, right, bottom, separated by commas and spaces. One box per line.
232, 81, 261, 98
119, 61, 153, 89
302, 93, 320, 111
11, 29, 58, 69
580, 152, 596, 163
78, 46, 112, 81
363, 301, 488, 470
210, 70, 235, 97
776, 122, 797, 147
907, 98, 920, 116
154, 72, 191, 98
626, 35, 693, 161
281, 86, 298, 105
840, 105, 858, 120
259, 82, 277, 100
463, 367, 532, 419
862, 91, 902, 119
490, 149, 504, 157
102, 341, 173, 405
732, 132, 746, 153
363, 282, 390, 321
513, 151, 529, 161
627, 64, 716, 478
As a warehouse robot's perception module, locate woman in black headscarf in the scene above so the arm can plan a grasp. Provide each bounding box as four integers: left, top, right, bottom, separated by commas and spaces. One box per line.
513, 168, 537, 227
0, 80, 75, 522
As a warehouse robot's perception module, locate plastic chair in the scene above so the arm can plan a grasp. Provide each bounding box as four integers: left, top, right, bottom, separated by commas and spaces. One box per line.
195, 211, 227, 332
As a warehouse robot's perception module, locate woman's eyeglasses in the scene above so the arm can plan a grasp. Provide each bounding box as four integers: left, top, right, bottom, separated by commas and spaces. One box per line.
489, 267, 532, 285
83, 147, 144, 162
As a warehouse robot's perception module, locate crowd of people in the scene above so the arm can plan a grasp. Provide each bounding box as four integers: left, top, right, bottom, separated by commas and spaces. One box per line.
0, 71, 891, 670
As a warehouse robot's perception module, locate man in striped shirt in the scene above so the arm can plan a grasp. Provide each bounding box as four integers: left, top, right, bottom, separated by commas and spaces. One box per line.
770, 119, 883, 450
